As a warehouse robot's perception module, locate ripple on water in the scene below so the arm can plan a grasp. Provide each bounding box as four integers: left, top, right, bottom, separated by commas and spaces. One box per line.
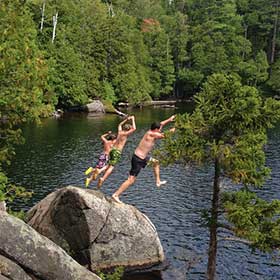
7, 110, 280, 280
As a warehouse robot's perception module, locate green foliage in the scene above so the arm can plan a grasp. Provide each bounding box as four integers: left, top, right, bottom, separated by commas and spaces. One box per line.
0, 168, 32, 205
267, 58, 280, 94
49, 40, 88, 107
26, 0, 279, 103
177, 69, 204, 96
238, 51, 269, 86
8, 209, 27, 220
102, 81, 117, 104
97, 267, 124, 280
158, 73, 280, 253
143, 29, 175, 98
185, 0, 254, 86
160, 73, 280, 186
103, 15, 152, 104
0, 0, 52, 203
223, 190, 280, 251
29, 0, 154, 106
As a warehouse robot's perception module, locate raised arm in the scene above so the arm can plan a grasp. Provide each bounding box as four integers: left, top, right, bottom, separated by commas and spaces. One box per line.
129, 115, 136, 131
160, 115, 176, 130
118, 117, 129, 132
101, 131, 111, 142
124, 115, 136, 135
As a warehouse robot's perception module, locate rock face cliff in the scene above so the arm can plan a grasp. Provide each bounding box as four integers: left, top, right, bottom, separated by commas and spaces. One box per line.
26, 186, 165, 271
0, 212, 101, 280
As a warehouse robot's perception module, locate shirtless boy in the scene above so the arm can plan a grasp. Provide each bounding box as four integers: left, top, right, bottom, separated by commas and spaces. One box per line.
97, 115, 136, 188
85, 131, 117, 187
112, 115, 176, 203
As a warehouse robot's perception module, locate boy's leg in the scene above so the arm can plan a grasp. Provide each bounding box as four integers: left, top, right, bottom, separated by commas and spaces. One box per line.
91, 168, 100, 180
112, 176, 136, 203
97, 165, 107, 175
152, 159, 167, 187
98, 165, 114, 188
98, 149, 121, 188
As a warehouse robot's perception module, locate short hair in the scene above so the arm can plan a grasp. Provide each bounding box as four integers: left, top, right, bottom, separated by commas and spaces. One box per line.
107, 133, 117, 140
150, 122, 161, 130
123, 123, 132, 131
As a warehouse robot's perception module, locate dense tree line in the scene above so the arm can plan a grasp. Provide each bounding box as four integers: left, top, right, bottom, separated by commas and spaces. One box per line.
1, 0, 279, 110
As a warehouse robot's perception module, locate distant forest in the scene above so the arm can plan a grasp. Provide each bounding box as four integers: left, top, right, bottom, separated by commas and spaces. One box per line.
1, 0, 280, 110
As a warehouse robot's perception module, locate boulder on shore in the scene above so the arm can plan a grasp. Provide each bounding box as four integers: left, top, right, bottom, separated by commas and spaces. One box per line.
85, 100, 105, 113
26, 186, 165, 271
0, 212, 101, 280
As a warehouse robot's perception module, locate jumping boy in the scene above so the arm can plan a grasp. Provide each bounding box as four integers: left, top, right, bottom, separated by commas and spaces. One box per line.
97, 115, 136, 188
85, 131, 117, 187
112, 115, 176, 203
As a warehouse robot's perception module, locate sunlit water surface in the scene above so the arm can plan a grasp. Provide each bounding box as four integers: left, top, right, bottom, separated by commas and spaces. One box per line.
7, 104, 280, 280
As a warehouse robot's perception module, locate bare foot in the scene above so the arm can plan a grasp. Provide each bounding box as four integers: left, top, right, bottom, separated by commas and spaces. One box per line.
97, 178, 104, 189
112, 194, 123, 204
156, 180, 167, 188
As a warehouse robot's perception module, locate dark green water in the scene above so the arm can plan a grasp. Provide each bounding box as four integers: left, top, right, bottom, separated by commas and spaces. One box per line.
7, 104, 280, 280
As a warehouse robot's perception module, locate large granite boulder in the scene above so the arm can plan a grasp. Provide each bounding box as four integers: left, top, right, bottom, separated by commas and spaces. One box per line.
0, 255, 33, 280
0, 255, 32, 280
26, 186, 164, 271
0, 212, 101, 280
85, 100, 105, 113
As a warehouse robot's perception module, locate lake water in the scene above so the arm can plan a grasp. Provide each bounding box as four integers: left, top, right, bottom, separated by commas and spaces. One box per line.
7, 104, 280, 280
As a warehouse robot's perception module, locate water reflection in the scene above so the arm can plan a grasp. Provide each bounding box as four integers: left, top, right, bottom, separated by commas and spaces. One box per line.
7, 105, 280, 280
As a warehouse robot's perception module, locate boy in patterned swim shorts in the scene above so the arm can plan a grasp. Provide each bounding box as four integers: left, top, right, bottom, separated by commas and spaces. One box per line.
85, 131, 117, 187
97, 115, 136, 188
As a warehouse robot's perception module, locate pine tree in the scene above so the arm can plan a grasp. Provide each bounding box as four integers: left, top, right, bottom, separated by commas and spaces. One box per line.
157, 73, 280, 279
0, 0, 53, 203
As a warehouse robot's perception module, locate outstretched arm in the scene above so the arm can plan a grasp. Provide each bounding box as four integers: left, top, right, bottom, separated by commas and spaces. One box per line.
150, 126, 175, 140
160, 115, 176, 130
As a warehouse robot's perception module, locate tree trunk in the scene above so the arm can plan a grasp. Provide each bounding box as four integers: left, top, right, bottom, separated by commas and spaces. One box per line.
243, 24, 248, 59
207, 158, 221, 280
52, 12, 58, 43
269, 0, 279, 76
40, 0, 46, 32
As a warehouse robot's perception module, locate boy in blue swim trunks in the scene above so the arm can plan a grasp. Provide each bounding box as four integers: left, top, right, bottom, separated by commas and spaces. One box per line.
85, 131, 117, 187
112, 115, 176, 203
97, 115, 136, 188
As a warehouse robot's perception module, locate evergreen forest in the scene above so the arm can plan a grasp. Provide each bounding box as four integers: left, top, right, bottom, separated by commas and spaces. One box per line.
2, 0, 280, 111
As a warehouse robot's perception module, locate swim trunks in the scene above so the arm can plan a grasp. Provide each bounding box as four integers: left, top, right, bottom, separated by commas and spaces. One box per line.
108, 147, 122, 166
95, 153, 109, 169
129, 154, 157, 176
